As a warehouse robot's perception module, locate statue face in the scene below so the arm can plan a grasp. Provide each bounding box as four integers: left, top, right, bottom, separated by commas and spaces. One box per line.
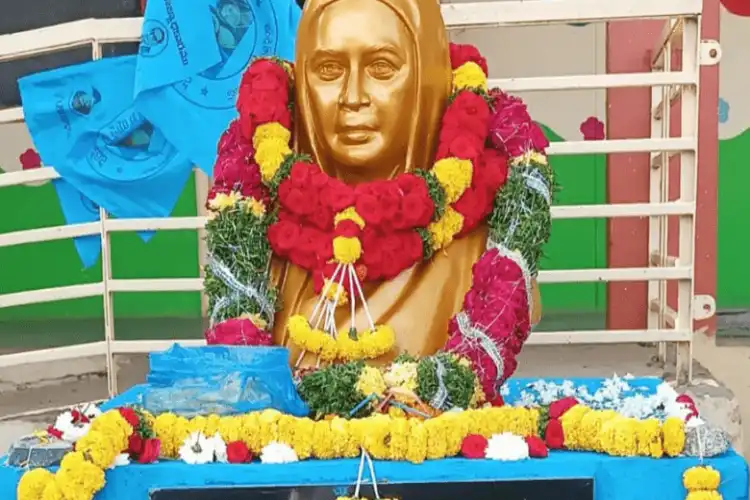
304, 0, 415, 175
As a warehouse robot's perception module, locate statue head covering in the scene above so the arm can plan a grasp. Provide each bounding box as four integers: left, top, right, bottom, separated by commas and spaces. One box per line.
293, 0, 452, 177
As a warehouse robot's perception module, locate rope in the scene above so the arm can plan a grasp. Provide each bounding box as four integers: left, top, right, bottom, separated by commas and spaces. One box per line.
456, 311, 505, 382
207, 255, 274, 325
429, 357, 450, 410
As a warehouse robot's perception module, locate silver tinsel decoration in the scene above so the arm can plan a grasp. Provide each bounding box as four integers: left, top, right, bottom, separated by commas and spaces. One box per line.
683, 424, 731, 458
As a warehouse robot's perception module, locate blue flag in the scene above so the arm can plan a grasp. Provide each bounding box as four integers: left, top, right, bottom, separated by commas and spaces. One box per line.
133, 0, 301, 174
19, 56, 192, 267
52, 180, 102, 269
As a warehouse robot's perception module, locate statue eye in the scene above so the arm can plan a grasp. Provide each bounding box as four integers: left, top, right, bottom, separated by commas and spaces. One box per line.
316, 62, 344, 81
368, 60, 397, 80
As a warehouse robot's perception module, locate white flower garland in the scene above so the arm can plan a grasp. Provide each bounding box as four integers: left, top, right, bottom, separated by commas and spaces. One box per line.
485, 433, 529, 461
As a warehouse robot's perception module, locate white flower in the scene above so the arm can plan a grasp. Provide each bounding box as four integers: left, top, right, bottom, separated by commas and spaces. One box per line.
211, 433, 228, 463
485, 432, 529, 461
179, 432, 216, 465
260, 441, 299, 464
109, 454, 130, 469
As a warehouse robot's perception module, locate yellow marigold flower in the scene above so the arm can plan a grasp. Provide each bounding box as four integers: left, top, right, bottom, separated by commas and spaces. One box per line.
355, 366, 387, 398
406, 419, 428, 464
432, 157, 473, 203
17, 468, 55, 500
334, 207, 366, 229
425, 418, 449, 459
255, 139, 292, 182
76, 429, 119, 469
209, 191, 242, 211
635, 418, 663, 458
511, 150, 548, 167
41, 480, 64, 500
311, 420, 336, 459
287, 315, 338, 360
428, 206, 464, 251
389, 416, 410, 460
324, 280, 348, 306
57, 451, 106, 499
252, 122, 291, 149
332, 236, 362, 264
686, 492, 723, 500
452, 61, 487, 92
218, 416, 243, 444
560, 404, 591, 450
684, 466, 721, 492
245, 197, 266, 217
662, 417, 686, 457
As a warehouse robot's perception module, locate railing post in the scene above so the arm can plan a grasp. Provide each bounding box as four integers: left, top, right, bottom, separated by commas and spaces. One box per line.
675, 17, 701, 385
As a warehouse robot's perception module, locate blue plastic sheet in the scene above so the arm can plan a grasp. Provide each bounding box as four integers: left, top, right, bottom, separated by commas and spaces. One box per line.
141, 345, 309, 417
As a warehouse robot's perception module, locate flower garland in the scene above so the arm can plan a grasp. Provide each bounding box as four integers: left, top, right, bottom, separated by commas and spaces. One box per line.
205, 43, 556, 399
17, 389, 731, 500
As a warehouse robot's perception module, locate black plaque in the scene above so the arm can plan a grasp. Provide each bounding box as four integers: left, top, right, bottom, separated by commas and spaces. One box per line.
151, 479, 594, 500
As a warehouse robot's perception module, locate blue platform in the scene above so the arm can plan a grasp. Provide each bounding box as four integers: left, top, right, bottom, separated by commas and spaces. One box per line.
1, 378, 747, 500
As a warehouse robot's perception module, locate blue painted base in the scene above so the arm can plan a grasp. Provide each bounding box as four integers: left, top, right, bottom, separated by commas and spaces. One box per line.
1, 378, 748, 500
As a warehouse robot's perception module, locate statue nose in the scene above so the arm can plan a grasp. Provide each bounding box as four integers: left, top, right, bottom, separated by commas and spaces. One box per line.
339, 70, 371, 109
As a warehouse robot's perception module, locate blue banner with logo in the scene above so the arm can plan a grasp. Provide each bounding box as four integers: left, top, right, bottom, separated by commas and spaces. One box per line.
52, 180, 103, 268
19, 55, 192, 268
133, 0, 301, 174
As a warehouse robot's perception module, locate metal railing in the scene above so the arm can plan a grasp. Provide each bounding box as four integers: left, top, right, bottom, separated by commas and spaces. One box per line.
0, 0, 707, 394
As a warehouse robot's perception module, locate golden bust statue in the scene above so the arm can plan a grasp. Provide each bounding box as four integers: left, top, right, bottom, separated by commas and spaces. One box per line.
272, 0, 541, 364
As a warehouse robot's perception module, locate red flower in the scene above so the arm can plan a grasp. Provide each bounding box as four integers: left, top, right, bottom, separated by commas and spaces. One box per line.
204, 318, 272, 346
323, 178, 356, 212
489, 91, 549, 156
118, 408, 139, 428
267, 219, 302, 255
128, 433, 144, 455
354, 192, 383, 226
441, 91, 491, 141
236, 60, 291, 139
19, 148, 41, 170
278, 181, 316, 216
544, 419, 565, 449
460, 434, 488, 459
525, 436, 549, 458
449, 43, 488, 75
47, 426, 63, 440
548, 397, 579, 419
137, 438, 161, 464
487, 392, 504, 407
580, 116, 605, 141
239, 59, 289, 99
226, 441, 253, 463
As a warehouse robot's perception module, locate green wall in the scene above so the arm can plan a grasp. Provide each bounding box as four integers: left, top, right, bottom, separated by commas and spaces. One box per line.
718, 130, 750, 309
0, 125, 607, 320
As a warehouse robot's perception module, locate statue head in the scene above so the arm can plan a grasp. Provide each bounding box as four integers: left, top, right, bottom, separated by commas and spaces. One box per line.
295, 0, 452, 183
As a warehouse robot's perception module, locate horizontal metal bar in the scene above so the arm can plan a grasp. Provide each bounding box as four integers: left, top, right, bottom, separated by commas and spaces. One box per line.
0, 18, 142, 61
442, 0, 702, 28
107, 278, 203, 292
0, 106, 24, 124
0, 283, 104, 308
0, 167, 60, 187
551, 202, 694, 219
527, 329, 691, 345
106, 217, 207, 232
0, 342, 106, 367
538, 266, 691, 283
111, 339, 206, 354
491, 71, 697, 93
0, 222, 100, 247
547, 137, 695, 155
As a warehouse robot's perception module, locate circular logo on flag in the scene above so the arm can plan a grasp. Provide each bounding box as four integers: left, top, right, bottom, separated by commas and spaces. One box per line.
172, 0, 280, 110
140, 20, 169, 58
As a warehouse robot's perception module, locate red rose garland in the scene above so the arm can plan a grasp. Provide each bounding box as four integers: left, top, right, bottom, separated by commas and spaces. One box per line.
207, 44, 554, 400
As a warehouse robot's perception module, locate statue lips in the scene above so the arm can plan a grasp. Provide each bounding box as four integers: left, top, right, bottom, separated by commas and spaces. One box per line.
337, 123, 376, 145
